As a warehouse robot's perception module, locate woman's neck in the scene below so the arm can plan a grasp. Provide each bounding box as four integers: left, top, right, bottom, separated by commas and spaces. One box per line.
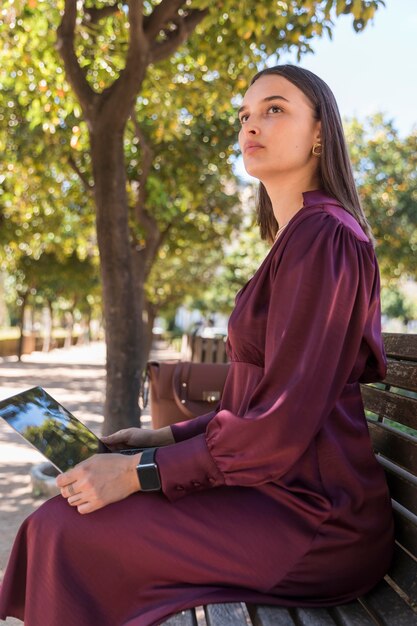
263, 177, 321, 227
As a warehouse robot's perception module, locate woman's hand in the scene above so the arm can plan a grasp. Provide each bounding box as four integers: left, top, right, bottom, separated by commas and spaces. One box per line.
101, 426, 175, 450
56, 452, 142, 515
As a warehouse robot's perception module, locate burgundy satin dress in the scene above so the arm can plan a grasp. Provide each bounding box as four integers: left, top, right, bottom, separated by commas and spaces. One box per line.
0, 190, 395, 626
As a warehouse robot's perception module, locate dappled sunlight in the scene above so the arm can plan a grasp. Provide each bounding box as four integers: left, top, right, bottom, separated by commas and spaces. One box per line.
21, 342, 106, 365
0, 341, 156, 592
0, 464, 47, 508
0, 343, 106, 584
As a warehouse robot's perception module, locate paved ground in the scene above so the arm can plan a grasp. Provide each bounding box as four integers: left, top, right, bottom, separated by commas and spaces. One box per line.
0, 340, 181, 625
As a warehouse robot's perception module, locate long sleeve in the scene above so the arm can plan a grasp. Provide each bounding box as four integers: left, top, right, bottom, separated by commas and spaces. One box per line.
156, 214, 384, 502
170, 410, 217, 443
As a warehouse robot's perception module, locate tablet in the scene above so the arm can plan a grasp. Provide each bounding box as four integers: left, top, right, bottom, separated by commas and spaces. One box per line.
0, 386, 138, 473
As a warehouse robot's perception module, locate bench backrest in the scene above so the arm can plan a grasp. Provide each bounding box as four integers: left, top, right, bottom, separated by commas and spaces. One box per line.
189, 335, 228, 364
361, 332, 417, 613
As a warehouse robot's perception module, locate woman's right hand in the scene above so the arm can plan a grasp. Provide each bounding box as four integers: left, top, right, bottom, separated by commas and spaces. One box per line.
101, 426, 175, 450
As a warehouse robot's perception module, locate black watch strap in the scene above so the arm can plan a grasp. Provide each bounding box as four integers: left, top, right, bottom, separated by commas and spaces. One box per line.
137, 447, 161, 492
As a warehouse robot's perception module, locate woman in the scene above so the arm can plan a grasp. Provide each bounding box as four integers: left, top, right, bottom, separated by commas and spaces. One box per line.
0, 65, 394, 626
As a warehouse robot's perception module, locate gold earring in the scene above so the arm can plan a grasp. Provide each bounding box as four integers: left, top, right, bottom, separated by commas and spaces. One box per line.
312, 142, 322, 157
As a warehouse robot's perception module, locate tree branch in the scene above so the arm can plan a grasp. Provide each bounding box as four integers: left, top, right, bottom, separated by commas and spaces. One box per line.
103, 0, 148, 123
84, 3, 119, 26
149, 9, 208, 64
131, 113, 156, 237
144, 0, 186, 40
127, 0, 147, 59
143, 221, 173, 282
68, 154, 94, 193
130, 111, 171, 278
56, 0, 95, 113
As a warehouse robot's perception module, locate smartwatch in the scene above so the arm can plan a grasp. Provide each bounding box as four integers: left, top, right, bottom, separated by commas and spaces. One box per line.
136, 447, 161, 492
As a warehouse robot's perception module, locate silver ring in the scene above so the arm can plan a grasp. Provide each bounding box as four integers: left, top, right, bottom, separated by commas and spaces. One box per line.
68, 483, 75, 497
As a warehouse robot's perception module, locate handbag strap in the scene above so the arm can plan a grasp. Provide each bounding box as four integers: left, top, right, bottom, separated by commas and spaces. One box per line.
172, 362, 195, 419
139, 361, 155, 410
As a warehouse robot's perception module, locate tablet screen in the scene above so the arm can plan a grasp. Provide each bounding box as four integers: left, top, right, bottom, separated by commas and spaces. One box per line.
0, 386, 111, 472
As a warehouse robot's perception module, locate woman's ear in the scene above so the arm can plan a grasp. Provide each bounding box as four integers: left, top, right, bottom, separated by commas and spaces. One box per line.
313, 120, 322, 144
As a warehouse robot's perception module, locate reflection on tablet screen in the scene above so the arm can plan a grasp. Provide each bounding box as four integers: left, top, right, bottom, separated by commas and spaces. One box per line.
0, 386, 111, 472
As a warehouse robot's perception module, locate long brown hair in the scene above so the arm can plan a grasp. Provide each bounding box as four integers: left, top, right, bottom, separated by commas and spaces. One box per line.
249, 65, 376, 247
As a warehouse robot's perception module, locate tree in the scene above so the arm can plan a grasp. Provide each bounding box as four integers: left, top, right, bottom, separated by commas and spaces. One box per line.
6, 252, 100, 359
346, 114, 417, 284
145, 217, 233, 345
2, 0, 385, 432
381, 286, 416, 327
182, 185, 271, 316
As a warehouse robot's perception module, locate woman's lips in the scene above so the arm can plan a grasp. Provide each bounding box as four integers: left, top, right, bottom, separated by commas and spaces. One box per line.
244, 142, 264, 154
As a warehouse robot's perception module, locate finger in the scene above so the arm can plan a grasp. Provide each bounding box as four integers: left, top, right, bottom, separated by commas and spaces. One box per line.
56, 471, 77, 489
101, 431, 127, 444
101, 432, 133, 450
77, 501, 97, 515
102, 429, 129, 440
60, 482, 79, 499
67, 494, 87, 507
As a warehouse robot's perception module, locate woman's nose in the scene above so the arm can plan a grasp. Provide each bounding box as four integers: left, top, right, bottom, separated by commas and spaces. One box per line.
242, 119, 260, 136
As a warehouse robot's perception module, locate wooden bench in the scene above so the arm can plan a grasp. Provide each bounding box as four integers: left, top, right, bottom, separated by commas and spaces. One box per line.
161, 332, 417, 625
181, 334, 229, 364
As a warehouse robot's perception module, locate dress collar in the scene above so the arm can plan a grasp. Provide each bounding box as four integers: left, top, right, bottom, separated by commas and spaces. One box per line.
302, 188, 342, 208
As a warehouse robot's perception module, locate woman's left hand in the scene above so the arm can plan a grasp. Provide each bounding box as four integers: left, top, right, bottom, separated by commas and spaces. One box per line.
56, 452, 142, 515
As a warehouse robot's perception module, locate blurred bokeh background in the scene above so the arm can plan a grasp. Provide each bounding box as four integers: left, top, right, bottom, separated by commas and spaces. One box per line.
1, 0, 416, 432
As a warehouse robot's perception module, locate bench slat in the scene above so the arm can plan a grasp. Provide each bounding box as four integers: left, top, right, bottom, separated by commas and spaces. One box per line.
384, 359, 417, 392
376, 456, 417, 516
362, 385, 417, 431
368, 421, 417, 474
248, 603, 296, 625
384, 468, 417, 517
360, 578, 417, 624
330, 601, 375, 625
204, 602, 249, 626
293, 607, 336, 624
192, 337, 203, 363
392, 504, 417, 558
387, 543, 417, 608
161, 609, 198, 625
215, 338, 227, 364
383, 333, 417, 361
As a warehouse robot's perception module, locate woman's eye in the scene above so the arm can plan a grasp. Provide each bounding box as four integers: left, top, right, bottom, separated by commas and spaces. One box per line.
268, 105, 283, 114
238, 105, 282, 124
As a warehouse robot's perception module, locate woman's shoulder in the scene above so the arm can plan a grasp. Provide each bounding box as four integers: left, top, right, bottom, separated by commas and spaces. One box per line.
320, 203, 369, 244
270, 200, 375, 279
300, 190, 370, 244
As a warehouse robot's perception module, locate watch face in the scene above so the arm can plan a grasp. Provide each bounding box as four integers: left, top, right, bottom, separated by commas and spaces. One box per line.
137, 462, 161, 491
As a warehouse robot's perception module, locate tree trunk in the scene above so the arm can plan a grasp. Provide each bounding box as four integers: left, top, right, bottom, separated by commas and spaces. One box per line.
0, 272, 9, 327
17, 292, 28, 361
90, 125, 143, 434
42, 301, 53, 352
64, 310, 74, 349
56, 1, 208, 434
80, 308, 91, 344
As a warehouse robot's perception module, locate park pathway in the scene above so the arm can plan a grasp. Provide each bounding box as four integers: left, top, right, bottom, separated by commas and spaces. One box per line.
0, 340, 181, 625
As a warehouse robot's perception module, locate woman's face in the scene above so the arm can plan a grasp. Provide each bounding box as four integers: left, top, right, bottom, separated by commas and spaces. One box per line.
238, 74, 321, 183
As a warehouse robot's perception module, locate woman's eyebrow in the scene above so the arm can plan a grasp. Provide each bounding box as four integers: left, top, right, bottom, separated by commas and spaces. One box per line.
237, 95, 290, 115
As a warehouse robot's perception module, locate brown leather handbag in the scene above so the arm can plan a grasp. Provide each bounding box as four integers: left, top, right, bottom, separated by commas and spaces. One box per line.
141, 361, 230, 429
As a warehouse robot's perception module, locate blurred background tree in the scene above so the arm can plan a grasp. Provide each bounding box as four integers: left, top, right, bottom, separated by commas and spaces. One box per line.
346, 115, 417, 329
346, 114, 417, 283
4, 252, 100, 358
1, 0, 387, 430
